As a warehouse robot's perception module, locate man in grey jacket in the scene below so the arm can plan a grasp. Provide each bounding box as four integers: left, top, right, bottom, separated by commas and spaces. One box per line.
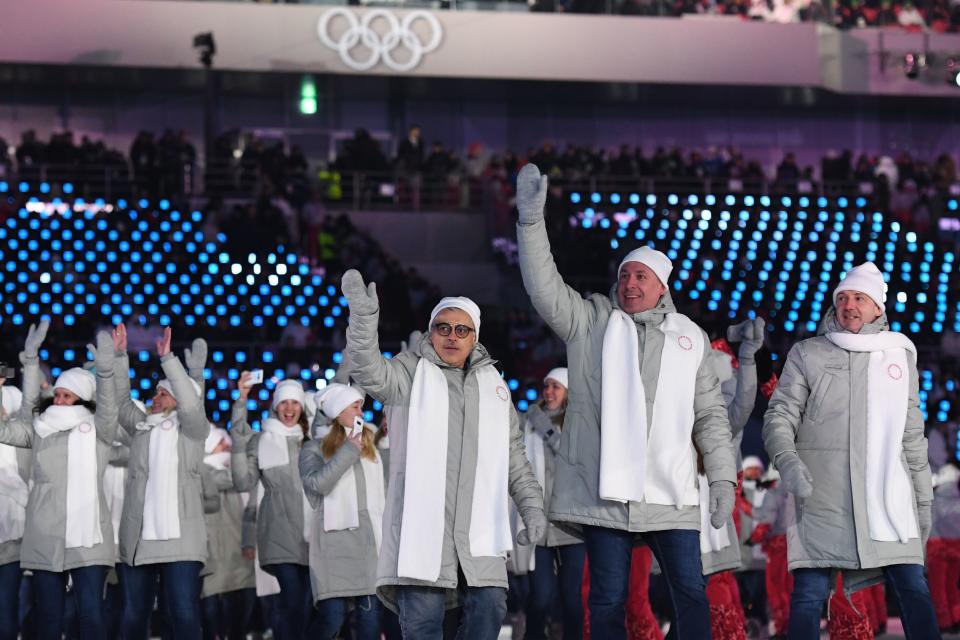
342, 271, 546, 640
515, 164, 737, 640
763, 261, 939, 639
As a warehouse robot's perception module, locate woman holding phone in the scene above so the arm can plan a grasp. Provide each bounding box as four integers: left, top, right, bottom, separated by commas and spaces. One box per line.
230, 374, 313, 640
300, 383, 385, 640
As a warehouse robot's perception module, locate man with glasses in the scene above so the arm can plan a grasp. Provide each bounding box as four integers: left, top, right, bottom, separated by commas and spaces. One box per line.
514, 163, 737, 639
341, 270, 547, 640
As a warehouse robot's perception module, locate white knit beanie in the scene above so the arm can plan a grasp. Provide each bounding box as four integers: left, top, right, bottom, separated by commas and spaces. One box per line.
618, 247, 673, 287
272, 379, 307, 411
157, 377, 202, 402
429, 297, 481, 339
543, 367, 568, 390
742, 455, 765, 473
54, 368, 96, 402
315, 383, 364, 421
833, 262, 887, 313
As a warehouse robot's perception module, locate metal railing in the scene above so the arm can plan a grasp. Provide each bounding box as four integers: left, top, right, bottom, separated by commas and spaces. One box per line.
4, 161, 957, 219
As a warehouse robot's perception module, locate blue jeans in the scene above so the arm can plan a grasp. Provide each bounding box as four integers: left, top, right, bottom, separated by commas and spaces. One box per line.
582, 526, 710, 640
201, 588, 256, 640
396, 582, 507, 640
264, 563, 312, 640
313, 595, 382, 640
119, 561, 203, 640
525, 544, 586, 640
33, 565, 107, 640
0, 562, 21, 640
789, 565, 941, 640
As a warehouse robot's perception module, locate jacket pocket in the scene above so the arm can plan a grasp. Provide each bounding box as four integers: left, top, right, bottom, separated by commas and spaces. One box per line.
805, 367, 845, 424
560, 415, 580, 465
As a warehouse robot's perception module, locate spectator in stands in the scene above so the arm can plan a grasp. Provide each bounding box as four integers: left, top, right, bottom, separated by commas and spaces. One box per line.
396, 125, 425, 211
130, 131, 157, 197
776, 153, 801, 184
898, 1, 927, 26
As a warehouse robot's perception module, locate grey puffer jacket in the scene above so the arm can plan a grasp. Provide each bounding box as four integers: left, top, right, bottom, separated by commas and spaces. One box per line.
0, 356, 118, 572
931, 473, 960, 540
516, 218, 737, 533
0, 384, 34, 567
230, 401, 309, 569
300, 437, 384, 602
763, 310, 931, 584
202, 466, 255, 598
346, 307, 544, 613
512, 405, 582, 576
115, 352, 209, 566
752, 481, 791, 539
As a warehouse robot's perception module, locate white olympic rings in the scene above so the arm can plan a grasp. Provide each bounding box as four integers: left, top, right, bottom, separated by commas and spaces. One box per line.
317, 9, 443, 73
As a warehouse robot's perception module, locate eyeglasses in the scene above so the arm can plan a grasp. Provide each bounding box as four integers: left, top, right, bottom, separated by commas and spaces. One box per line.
432, 322, 475, 339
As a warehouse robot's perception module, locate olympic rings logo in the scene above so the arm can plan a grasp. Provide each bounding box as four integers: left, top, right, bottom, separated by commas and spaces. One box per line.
317, 9, 443, 72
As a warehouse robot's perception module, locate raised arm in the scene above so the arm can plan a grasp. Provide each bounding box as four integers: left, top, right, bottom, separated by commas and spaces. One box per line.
342, 270, 413, 405
229, 396, 261, 492
91, 331, 120, 446
692, 331, 738, 488
299, 438, 361, 508
184, 338, 208, 397
112, 324, 147, 434
515, 164, 595, 343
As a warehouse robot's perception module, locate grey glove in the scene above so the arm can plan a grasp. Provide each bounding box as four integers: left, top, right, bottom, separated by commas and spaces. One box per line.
89, 331, 115, 377
184, 338, 208, 379
23, 320, 50, 360
516, 163, 548, 225
918, 503, 932, 547
728, 317, 765, 363
709, 480, 736, 530
516, 508, 548, 546
341, 269, 379, 316
775, 452, 814, 499
400, 330, 424, 356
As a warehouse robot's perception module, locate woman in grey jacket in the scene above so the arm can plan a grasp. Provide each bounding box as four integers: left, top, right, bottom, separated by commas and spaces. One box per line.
200, 425, 256, 640
0, 380, 32, 640
513, 368, 586, 640
763, 262, 938, 638
300, 383, 385, 640
113, 324, 210, 640
0, 322, 118, 640
230, 374, 313, 640
342, 270, 546, 640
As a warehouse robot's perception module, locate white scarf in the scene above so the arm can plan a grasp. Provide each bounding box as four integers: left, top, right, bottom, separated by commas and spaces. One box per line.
138, 412, 181, 541
698, 474, 731, 553
102, 463, 126, 552
825, 330, 920, 543
35, 405, 102, 549
397, 359, 512, 582
258, 418, 303, 469
600, 310, 704, 507
322, 448, 386, 553
0, 444, 28, 544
